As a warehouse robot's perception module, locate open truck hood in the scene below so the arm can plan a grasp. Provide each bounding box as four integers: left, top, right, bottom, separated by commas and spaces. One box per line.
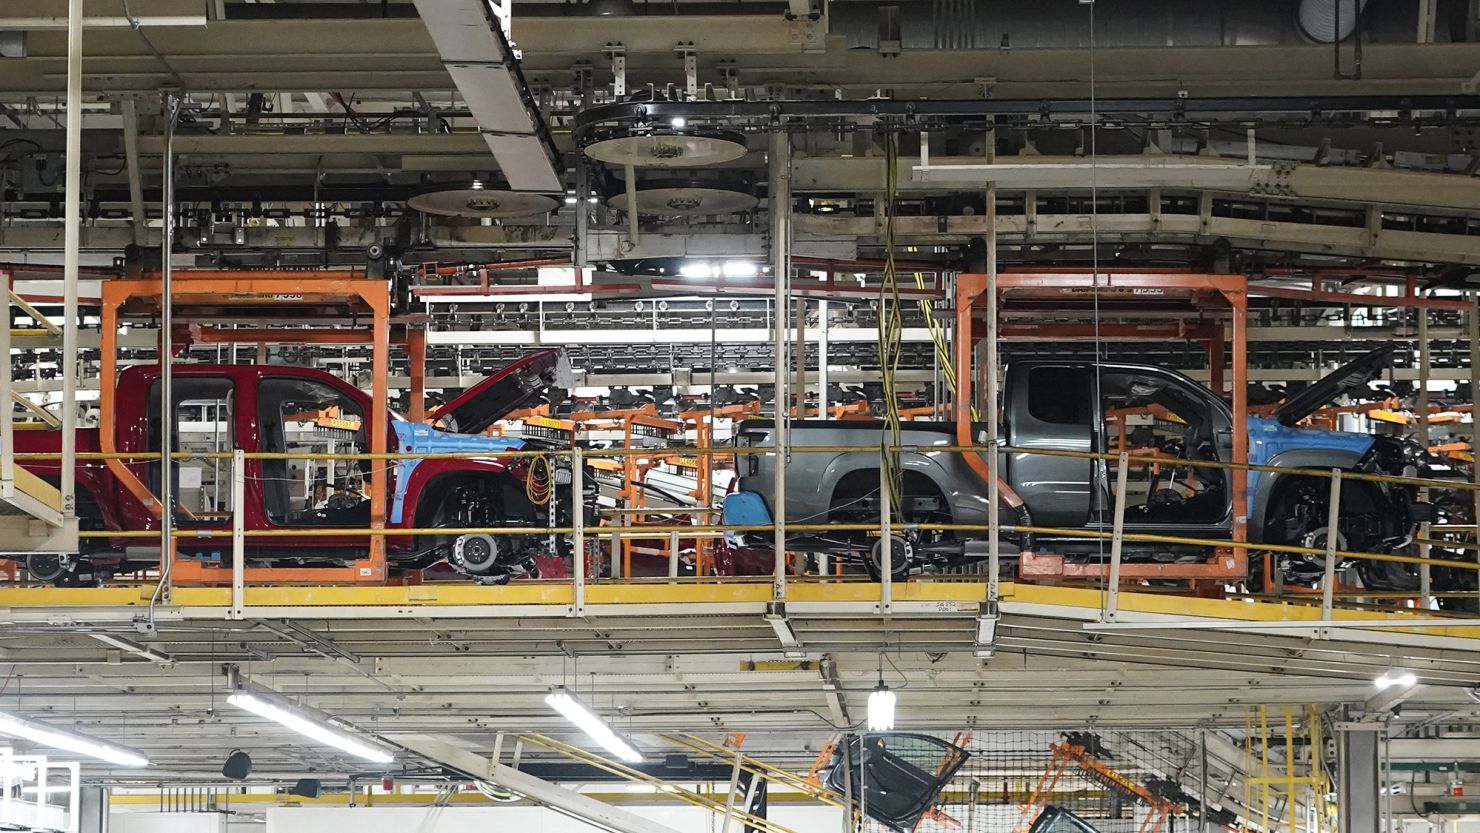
434, 348, 572, 434
1273, 344, 1394, 427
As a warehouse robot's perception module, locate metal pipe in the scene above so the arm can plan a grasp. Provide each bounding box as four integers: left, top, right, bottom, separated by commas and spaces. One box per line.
1200, 730, 1210, 833
769, 130, 790, 600
121, 97, 146, 246
59, 0, 82, 522
1418, 305, 1431, 607
158, 91, 178, 601
230, 449, 245, 620
1105, 451, 1129, 620
794, 296, 806, 416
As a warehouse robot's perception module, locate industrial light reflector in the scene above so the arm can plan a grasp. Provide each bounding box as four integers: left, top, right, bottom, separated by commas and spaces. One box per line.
0, 711, 149, 768
1373, 670, 1417, 690
227, 690, 394, 764
867, 684, 897, 731
544, 687, 644, 763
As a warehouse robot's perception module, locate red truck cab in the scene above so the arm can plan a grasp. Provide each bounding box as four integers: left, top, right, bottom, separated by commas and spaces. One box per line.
8, 350, 570, 585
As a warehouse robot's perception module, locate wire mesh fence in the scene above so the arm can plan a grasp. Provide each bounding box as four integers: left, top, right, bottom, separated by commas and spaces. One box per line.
834, 720, 1328, 833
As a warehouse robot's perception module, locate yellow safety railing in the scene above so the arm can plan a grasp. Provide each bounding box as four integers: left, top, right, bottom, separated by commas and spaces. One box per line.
12, 440, 1480, 622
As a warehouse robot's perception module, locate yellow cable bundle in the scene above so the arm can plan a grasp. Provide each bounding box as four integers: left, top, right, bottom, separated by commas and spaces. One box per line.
879, 133, 905, 517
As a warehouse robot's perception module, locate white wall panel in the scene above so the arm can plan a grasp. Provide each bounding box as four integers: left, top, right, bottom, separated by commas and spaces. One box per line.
111, 812, 228, 833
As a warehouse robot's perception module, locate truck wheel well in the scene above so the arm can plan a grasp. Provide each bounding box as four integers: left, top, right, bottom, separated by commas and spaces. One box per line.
828, 469, 951, 523
412, 472, 539, 530
1261, 473, 1384, 545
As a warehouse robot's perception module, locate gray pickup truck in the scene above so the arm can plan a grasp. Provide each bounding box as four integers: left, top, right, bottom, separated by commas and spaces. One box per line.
723, 346, 1435, 589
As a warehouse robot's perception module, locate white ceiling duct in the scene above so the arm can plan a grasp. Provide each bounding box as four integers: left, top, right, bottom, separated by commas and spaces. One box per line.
411, 0, 563, 193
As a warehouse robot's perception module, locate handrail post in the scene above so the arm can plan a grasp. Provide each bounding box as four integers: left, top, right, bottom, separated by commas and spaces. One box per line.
668, 531, 680, 579
572, 447, 585, 617
1321, 468, 1342, 619
230, 449, 245, 620
1417, 520, 1432, 610
1105, 451, 1129, 620
879, 449, 892, 615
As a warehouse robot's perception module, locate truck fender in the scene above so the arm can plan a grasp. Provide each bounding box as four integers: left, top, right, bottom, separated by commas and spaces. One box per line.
815, 452, 957, 519
395, 458, 518, 527
1249, 448, 1367, 543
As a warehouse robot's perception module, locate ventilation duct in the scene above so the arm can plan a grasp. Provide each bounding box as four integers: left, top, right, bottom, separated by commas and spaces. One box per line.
828, 0, 1416, 50
1297, 0, 1371, 41
411, 0, 563, 193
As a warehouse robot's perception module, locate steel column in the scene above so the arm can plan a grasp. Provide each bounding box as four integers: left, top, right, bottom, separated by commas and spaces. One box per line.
407, 326, 426, 423
1338, 728, 1380, 833
1229, 289, 1248, 547
0, 278, 11, 495
985, 186, 1000, 599
769, 131, 791, 601
59, 0, 82, 522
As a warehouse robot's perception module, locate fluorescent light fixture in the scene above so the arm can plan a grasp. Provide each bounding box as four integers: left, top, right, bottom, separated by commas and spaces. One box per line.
0, 711, 149, 768
670, 117, 687, 129
867, 684, 896, 731
721, 260, 758, 278
88, 633, 173, 664
679, 260, 760, 279
544, 687, 644, 764
227, 689, 394, 764
564, 195, 578, 205
1373, 671, 1417, 690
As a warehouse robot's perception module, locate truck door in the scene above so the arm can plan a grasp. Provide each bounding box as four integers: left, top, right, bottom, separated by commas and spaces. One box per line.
254, 377, 371, 530
144, 375, 236, 548
1004, 364, 1093, 527
1095, 369, 1232, 532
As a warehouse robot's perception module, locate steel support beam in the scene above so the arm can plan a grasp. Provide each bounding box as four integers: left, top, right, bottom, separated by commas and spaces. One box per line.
388, 736, 687, 833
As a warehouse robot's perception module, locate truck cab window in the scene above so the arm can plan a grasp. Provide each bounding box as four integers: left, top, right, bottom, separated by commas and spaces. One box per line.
146, 377, 235, 525
1098, 371, 1227, 525
1027, 366, 1091, 426
256, 378, 369, 526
